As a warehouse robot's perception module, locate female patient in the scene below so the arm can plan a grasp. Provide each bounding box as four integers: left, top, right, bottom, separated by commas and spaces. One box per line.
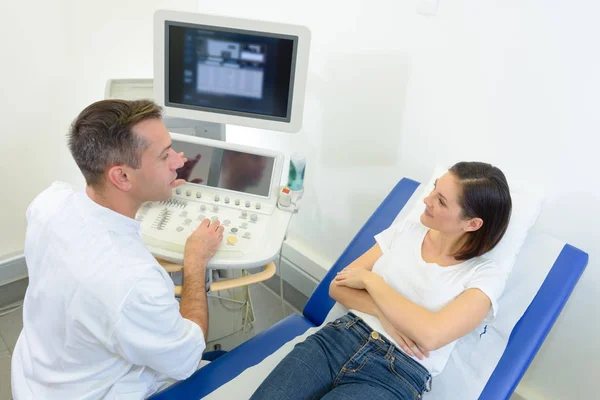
251, 162, 512, 400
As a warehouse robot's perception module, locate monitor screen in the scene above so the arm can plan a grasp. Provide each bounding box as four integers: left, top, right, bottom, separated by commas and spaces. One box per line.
172, 139, 275, 197
166, 21, 297, 122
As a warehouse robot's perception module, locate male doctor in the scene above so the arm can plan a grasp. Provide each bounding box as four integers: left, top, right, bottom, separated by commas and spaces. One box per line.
12, 100, 222, 399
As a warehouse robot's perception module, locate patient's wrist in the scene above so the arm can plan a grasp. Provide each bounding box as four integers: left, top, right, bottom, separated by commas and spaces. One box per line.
373, 307, 385, 321
363, 273, 382, 292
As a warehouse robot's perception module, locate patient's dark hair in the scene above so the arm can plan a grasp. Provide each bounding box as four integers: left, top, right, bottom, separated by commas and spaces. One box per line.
450, 162, 512, 261
67, 99, 162, 187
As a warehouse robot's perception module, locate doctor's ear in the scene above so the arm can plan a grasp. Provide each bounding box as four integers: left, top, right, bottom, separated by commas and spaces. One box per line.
106, 165, 132, 192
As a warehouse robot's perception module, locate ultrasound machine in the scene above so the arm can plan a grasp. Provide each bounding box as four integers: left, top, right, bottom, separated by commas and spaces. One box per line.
106, 11, 311, 273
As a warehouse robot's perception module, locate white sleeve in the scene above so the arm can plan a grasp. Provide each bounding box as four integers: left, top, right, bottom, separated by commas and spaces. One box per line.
110, 270, 205, 380
465, 261, 507, 322
374, 220, 406, 253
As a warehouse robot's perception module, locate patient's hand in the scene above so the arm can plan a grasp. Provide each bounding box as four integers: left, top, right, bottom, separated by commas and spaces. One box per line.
380, 316, 430, 360
334, 267, 372, 289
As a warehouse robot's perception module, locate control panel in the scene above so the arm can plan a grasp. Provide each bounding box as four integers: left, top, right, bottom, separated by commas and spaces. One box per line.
137, 133, 292, 269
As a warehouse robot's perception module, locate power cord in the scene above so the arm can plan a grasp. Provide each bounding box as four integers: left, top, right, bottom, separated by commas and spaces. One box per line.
207, 321, 248, 345
278, 246, 286, 318
277, 206, 297, 319
214, 285, 247, 311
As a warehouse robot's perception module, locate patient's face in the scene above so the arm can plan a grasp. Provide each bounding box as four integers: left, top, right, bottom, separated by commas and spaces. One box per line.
421, 172, 474, 235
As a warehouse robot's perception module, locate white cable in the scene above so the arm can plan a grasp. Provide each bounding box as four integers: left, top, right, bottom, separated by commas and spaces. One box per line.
279, 248, 286, 318
217, 295, 246, 311
207, 322, 247, 345
278, 206, 296, 318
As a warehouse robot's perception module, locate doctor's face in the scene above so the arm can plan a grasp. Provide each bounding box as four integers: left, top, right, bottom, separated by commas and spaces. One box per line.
127, 119, 184, 202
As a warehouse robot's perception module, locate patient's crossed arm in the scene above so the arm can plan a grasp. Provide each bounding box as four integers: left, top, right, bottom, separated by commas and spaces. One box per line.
331, 242, 493, 354
328, 244, 430, 359
332, 244, 493, 352
329, 283, 430, 360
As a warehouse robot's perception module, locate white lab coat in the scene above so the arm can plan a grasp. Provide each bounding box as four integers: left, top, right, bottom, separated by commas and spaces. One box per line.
12, 182, 205, 399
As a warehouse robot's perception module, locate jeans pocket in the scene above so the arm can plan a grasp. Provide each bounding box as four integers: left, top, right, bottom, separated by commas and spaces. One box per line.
395, 353, 428, 382
387, 358, 423, 400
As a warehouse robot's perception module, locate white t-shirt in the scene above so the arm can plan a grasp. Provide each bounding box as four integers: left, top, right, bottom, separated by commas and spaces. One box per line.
12, 182, 205, 400
351, 220, 506, 377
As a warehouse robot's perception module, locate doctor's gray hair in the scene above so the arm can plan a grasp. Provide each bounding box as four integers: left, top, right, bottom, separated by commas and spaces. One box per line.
67, 99, 162, 187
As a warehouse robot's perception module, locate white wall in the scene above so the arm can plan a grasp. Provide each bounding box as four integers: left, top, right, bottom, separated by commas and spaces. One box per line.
2, 0, 598, 397
65, 0, 198, 114
0, 0, 75, 256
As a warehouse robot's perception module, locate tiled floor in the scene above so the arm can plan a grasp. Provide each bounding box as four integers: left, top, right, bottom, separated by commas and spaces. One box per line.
0, 340, 11, 400
206, 282, 298, 352
0, 303, 23, 400
0, 283, 299, 400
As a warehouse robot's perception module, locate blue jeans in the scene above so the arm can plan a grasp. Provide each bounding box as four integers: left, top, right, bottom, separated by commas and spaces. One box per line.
251, 313, 432, 400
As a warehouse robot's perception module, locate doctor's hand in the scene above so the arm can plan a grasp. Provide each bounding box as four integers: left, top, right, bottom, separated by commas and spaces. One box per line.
334, 267, 373, 290
184, 218, 224, 266
380, 317, 430, 360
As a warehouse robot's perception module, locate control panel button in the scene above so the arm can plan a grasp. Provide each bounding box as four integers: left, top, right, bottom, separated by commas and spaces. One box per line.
176, 226, 184, 232
186, 190, 191, 197
250, 214, 258, 222
200, 204, 206, 211
255, 203, 261, 210
227, 236, 238, 245
231, 227, 239, 233
176, 188, 182, 195
214, 195, 220, 202
241, 222, 248, 228
211, 216, 218, 221
235, 199, 240, 206
241, 211, 247, 218
184, 218, 192, 224
224, 197, 230, 204
223, 219, 231, 226
245, 200, 251, 208
179, 211, 188, 217
197, 214, 206, 221
244, 232, 251, 238
196, 192, 202, 199
213, 205, 219, 212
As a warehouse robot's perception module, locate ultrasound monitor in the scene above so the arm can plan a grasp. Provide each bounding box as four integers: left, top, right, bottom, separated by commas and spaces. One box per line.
154, 10, 311, 133
172, 139, 275, 198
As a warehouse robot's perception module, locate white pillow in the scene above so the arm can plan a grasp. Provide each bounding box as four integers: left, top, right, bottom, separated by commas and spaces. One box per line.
400, 164, 543, 277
